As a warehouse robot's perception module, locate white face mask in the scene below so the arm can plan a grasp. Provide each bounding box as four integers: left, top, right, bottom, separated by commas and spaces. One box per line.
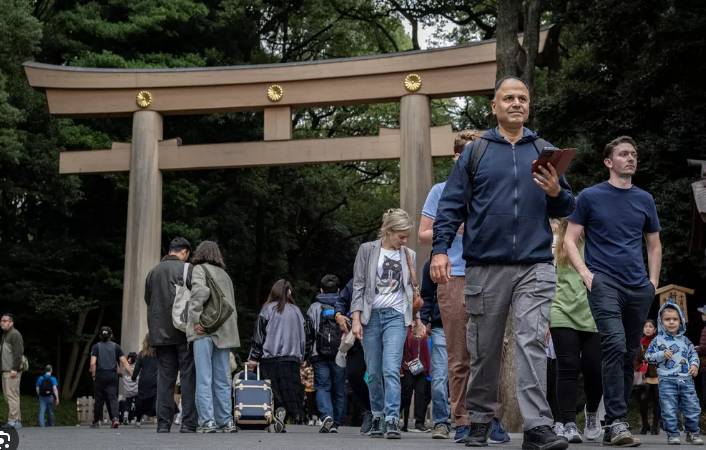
45, 372, 51, 376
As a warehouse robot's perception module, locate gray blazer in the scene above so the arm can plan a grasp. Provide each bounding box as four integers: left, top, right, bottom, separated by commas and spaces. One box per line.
187, 263, 240, 349
351, 239, 415, 327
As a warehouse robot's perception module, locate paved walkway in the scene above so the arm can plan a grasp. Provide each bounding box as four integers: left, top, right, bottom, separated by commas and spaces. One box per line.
14, 424, 672, 450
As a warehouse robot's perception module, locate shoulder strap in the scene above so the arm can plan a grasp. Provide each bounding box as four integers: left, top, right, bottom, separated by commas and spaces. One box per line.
403, 247, 418, 288
532, 137, 549, 155
182, 263, 190, 285
466, 137, 490, 203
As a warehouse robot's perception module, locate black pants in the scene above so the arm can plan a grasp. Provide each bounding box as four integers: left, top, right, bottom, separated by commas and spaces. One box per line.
550, 327, 603, 423
136, 395, 157, 420
94, 371, 119, 423
400, 372, 430, 430
346, 341, 371, 414
260, 359, 305, 423
156, 343, 196, 430
638, 383, 660, 430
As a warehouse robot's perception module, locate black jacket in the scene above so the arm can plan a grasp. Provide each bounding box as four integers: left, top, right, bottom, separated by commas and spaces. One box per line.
144, 255, 192, 346
420, 261, 442, 328
132, 353, 158, 399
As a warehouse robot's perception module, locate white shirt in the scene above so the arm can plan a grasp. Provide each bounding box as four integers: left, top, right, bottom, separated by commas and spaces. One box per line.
372, 248, 406, 314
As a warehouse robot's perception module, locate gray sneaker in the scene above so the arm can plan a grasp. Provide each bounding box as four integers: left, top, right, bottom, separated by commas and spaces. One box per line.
686, 433, 704, 445
320, 416, 334, 433
273, 407, 287, 433
564, 422, 583, 443
219, 420, 238, 433
385, 419, 401, 439
432, 423, 451, 439
608, 422, 641, 447
197, 420, 218, 433
552, 422, 565, 439
584, 410, 602, 441
668, 435, 682, 445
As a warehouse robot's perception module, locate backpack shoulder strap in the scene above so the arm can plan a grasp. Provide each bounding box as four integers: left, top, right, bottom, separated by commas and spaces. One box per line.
182, 263, 190, 285
532, 137, 550, 155
465, 137, 490, 201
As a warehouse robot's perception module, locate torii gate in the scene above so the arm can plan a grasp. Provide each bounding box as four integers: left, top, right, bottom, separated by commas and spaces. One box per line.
24, 33, 546, 352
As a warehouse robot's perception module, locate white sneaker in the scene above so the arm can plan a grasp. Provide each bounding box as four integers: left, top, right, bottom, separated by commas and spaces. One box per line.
668, 435, 682, 445
584, 410, 602, 441
552, 422, 566, 439
686, 433, 704, 445
564, 422, 583, 443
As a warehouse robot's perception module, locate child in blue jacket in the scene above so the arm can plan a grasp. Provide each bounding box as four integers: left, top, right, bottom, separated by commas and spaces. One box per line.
645, 301, 702, 445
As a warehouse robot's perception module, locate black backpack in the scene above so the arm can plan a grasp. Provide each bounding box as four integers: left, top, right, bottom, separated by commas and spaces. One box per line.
39, 376, 53, 397
316, 305, 341, 358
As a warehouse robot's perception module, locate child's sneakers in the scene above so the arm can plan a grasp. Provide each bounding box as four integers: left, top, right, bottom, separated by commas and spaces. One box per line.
686, 433, 704, 445
669, 435, 682, 445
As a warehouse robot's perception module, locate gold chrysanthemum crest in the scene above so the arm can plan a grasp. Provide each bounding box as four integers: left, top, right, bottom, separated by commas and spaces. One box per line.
404, 73, 422, 92
136, 91, 153, 108
267, 84, 284, 102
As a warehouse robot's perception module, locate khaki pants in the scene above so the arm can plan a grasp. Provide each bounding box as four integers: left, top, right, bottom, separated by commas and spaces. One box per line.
437, 276, 470, 426
2, 371, 22, 422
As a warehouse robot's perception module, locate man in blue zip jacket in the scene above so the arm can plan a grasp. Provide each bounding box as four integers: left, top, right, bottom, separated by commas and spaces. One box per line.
431, 76, 575, 450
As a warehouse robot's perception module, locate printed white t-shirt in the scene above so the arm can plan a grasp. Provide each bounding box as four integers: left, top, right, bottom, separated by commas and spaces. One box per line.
372, 247, 406, 314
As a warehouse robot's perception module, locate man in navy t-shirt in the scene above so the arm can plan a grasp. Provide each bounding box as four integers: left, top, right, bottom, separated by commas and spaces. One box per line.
564, 135, 662, 447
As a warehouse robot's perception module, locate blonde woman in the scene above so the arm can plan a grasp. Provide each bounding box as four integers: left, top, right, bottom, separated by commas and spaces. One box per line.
550, 219, 602, 442
351, 208, 419, 439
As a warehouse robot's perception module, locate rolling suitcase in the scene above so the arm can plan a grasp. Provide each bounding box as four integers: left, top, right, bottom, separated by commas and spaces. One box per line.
233, 364, 273, 428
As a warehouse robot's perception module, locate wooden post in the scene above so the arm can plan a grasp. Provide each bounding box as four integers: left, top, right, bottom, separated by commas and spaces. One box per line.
121, 111, 163, 353
264, 106, 292, 141
400, 94, 432, 270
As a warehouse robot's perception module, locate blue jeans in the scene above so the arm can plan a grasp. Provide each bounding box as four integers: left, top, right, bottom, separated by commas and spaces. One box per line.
430, 327, 450, 426
361, 308, 406, 422
587, 273, 653, 422
659, 377, 702, 436
313, 359, 347, 426
193, 336, 232, 426
38, 395, 54, 427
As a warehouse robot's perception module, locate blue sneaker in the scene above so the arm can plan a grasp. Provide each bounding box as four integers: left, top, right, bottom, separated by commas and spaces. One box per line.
488, 417, 510, 444
454, 425, 470, 443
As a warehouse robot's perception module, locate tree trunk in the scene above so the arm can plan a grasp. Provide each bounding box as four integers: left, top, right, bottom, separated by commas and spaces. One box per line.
522, 0, 542, 97
496, 0, 523, 79
61, 310, 87, 400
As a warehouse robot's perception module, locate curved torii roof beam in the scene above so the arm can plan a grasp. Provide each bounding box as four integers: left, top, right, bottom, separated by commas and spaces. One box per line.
24, 31, 546, 117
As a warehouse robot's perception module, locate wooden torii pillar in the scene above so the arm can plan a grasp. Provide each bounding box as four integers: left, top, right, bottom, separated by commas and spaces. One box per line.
24, 33, 547, 352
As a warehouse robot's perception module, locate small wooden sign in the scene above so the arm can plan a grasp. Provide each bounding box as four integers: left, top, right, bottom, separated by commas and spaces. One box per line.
655, 284, 694, 322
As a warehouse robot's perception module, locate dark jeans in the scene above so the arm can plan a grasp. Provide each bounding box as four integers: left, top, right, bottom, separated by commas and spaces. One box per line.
401, 372, 430, 429
550, 327, 603, 423
156, 343, 196, 430
346, 341, 371, 413
587, 273, 654, 423
94, 370, 119, 423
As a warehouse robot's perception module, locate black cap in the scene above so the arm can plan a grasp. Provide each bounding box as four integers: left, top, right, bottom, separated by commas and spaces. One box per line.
169, 237, 192, 253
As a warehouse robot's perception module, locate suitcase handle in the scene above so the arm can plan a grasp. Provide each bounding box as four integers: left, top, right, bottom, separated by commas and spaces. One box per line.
244, 362, 260, 381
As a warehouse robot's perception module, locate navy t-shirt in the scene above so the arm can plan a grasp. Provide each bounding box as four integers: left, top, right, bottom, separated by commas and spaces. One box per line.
91, 341, 124, 372
568, 182, 660, 287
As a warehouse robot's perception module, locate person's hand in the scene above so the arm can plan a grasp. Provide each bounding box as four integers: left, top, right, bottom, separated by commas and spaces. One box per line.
9, 370, 17, 379
245, 360, 258, 371
650, 279, 658, 291
335, 313, 350, 333
351, 318, 363, 341
55, 398, 60, 406
688, 364, 699, 377
430, 254, 451, 284
194, 324, 206, 335
412, 320, 426, 338
664, 350, 673, 360
532, 162, 561, 197
580, 269, 594, 291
